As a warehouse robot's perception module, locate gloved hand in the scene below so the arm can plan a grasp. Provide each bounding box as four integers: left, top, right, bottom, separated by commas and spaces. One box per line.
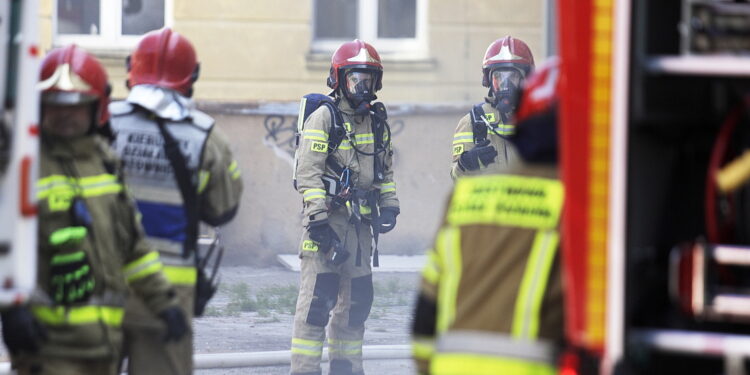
308, 220, 340, 254
377, 207, 400, 234
458, 140, 498, 171
1, 306, 47, 354
49, 249, 95, 305
158, 306, 189, 343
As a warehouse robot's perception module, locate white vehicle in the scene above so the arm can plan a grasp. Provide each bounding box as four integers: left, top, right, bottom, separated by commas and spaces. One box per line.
0, 0, 39, 306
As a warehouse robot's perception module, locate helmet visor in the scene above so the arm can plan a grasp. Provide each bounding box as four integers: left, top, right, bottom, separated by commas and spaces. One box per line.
41, 91, 98, 105
491, 69, 524, 93
345, 71, 375, 96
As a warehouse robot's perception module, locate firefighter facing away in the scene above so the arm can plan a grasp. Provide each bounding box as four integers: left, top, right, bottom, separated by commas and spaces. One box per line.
291, 39, 400, 375
109, 28, 243, 375
413, 57, 564, 375
0, 45, 187, 375
451, 36, 535, 179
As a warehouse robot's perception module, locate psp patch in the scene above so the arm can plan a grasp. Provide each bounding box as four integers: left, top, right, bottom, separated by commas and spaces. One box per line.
453, 144, 465, 156
311, 141, 328, 153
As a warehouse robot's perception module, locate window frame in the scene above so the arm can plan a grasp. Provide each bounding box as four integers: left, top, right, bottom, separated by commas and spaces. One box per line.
311, 0, 428, 59
53, 0, 174, 50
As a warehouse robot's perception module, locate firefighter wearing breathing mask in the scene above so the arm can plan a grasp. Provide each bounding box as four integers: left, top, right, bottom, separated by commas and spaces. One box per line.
451, 36, 535, 179
291, 39, 400, 375
0, 45, 185, 375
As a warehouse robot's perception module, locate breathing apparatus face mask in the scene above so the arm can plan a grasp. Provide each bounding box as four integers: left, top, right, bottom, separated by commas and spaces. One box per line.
343, 70, 377, 115
491, 68, 524, 116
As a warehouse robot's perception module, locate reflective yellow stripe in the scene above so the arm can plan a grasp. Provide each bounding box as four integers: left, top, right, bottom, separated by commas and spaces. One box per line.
380, 182, 396, 194
127, 262, 163, 283
37, 173, 122, 199
512, 230, 559, 339
448, 175, 564, 229
123, 251, 163, 282
303, 189, 326, 202
291, 347, 323, 356
412, 339, 435, 360
198, 170, 210, 193
431, 354, 555, 375
303, 129, 329, 142
338, 140, 353, 150
163, 265, 197, 285
328, 338, 362, 355
291, 338, 323, 357
436, 227, 461, 333
32, 305, 124, 327
226, 160, 241, 181
81, 184, 123, 198
123, 251, 159, 274
453, 132, 474, 144
492, 124, 515, 136
421, 249, 440, 285
353, 133, 375, 145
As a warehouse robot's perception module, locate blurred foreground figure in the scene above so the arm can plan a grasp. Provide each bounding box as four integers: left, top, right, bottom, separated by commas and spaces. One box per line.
1, 44, 184, 375
291, 39, 400, 375
451, 36, 535, 179
412, 57, 564, 375
109, 28, 243, 375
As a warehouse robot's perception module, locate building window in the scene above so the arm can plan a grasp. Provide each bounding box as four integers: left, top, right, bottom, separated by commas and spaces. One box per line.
312, 0, 427, 58
54, 0, 173, 49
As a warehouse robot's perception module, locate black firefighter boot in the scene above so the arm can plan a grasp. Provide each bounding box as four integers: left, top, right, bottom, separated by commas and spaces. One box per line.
329, 359, 363, 375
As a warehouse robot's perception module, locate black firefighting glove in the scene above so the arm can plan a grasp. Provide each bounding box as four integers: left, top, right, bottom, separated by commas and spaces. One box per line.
308, 219, 340, 254
458, 140, 498, 171
377, 207, 400, 234
1, 306, 47, 354
49, 227, 95, 305
158, 306, 189, 343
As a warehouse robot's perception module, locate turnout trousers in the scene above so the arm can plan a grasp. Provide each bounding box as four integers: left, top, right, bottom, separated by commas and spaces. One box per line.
291, 209, 374, 375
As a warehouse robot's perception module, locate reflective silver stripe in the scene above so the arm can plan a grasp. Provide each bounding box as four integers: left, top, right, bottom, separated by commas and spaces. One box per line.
436, 330, 556, 364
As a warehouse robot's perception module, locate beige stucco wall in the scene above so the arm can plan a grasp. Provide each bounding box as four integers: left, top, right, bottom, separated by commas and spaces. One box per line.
204, 103, 461, 265
38, 0, 546, 104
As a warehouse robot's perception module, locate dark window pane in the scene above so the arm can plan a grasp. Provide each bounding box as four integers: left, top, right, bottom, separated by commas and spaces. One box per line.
122, 0, 165, 36
378, 0, 416, 38
57, 0, 100, 35
315, 0, 358, 39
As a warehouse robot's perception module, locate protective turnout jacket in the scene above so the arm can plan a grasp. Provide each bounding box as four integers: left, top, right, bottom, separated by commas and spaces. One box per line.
34, 135, 177, 359
109, 85, 243, 286
412, 164, 564, 375
295, 98, 399, 225
451, 100, 523, 179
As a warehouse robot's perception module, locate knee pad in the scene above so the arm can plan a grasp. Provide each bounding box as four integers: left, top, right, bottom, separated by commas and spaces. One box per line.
348, 274, 373, 328
306, 272, 341, 327
329, 359, 353, 375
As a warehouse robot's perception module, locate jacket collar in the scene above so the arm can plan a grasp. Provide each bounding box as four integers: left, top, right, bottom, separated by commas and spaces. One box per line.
127, 85, 195, 121
43, 134, 101, 159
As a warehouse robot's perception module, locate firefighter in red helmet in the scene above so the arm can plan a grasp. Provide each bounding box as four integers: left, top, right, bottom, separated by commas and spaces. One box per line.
291, 39, 400, 375
109, 28, 243, 375
413, 57, 564, 375
0, 44, 184, 375
451, 36, 535, 179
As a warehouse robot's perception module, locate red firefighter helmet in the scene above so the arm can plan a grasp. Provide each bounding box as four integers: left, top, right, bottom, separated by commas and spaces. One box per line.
482, 36, 535, 88
127, 28, 199, 96
327, 39, 383, 92
38, 44, 111, 126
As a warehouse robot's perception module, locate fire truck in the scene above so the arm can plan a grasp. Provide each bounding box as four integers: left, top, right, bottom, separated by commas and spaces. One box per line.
0, 0, 39, 306
558, 0, 750, 374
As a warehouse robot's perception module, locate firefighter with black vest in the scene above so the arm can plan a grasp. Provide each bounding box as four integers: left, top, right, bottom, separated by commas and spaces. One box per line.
0, 45, 186, 375
109, 28, 243, 375
451, 36, 535, 179
291, 39, 400, 375
413, 57, 563, 374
